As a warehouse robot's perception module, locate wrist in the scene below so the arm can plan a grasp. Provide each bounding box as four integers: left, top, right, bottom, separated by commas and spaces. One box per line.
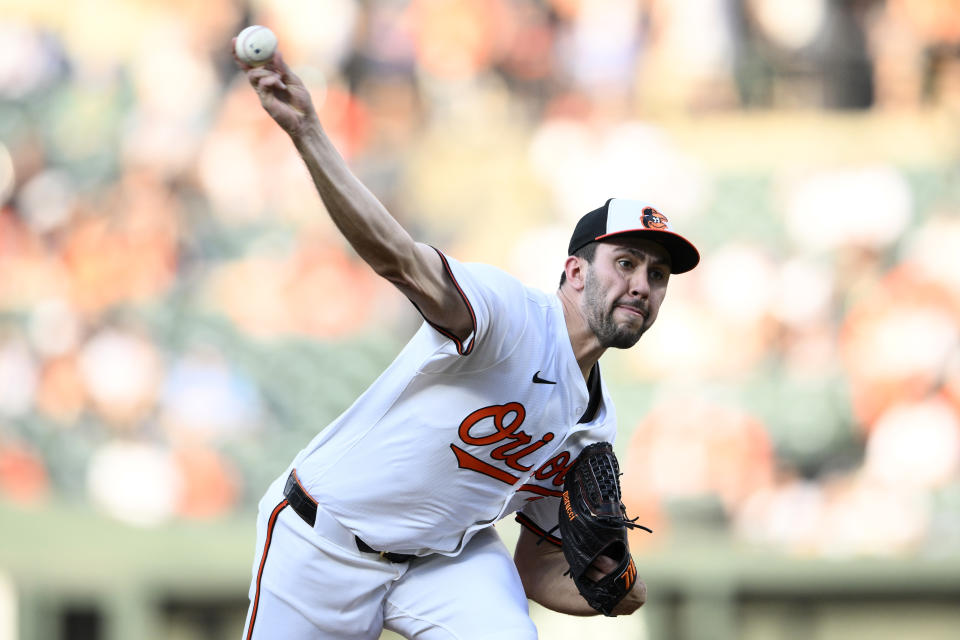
289, 120, 323, 147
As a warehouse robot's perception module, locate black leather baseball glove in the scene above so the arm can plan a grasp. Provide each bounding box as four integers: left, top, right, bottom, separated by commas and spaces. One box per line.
557, 442, 651, 616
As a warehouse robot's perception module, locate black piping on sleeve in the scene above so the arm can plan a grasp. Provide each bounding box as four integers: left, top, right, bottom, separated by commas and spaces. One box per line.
516, 512, 562, 547
407, 247, 477, 355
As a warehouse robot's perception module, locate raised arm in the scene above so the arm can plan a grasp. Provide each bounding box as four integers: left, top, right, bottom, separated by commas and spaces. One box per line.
234, 45, 473, 342
513, 527, 646, 616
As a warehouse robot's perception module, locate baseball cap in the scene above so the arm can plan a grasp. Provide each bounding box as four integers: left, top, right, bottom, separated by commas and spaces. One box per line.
568, 198, 700, 274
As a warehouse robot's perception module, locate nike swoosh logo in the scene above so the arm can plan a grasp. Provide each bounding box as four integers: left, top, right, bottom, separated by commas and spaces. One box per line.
532, 371, 557, 385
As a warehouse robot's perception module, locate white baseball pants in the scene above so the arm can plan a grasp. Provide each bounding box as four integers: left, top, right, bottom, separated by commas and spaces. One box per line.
242, 472, 538, 639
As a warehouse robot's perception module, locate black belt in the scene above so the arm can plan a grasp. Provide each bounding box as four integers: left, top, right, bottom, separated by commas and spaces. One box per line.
283, 470, 416, 563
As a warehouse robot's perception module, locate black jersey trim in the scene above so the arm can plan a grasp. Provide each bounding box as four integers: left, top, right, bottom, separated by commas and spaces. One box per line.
516, 512, 562, 547
408, 247, 477, 355
577, 364, 602, 424
245, 499, 289, 640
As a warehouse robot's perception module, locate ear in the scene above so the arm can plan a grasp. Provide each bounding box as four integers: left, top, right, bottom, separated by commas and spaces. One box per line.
563, 255, 587, 291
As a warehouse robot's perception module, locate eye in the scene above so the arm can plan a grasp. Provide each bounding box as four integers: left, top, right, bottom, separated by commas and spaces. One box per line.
617, 259, 633, 270
649, 268, 668, 282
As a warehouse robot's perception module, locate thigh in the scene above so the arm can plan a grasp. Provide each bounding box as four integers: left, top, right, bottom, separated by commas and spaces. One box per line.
244, 477, 400, 640
383, 527, 538, 640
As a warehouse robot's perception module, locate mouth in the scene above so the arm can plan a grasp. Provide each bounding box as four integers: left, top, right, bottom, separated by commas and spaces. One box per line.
615, 304, 647, 319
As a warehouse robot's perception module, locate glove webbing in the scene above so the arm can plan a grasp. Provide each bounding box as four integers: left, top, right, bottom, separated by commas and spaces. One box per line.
533, 471, 653, 548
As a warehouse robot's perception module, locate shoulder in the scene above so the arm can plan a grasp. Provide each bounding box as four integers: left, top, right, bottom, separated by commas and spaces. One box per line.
426, 254, 549, 361
445, 257, 543, 309
455, 259, 522, 289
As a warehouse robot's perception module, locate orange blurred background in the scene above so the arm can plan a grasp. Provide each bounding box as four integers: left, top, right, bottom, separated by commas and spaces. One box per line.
0, 0, 958, 569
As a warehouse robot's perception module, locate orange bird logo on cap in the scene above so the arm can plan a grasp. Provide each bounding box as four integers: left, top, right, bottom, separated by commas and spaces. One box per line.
641, 207, 669, 230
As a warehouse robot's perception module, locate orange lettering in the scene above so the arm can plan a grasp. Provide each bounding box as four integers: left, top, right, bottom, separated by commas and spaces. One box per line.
620, 559, 637, 590
453, 402, 566, 486
517, 484, 562, 498
459, 404, 525, 445
562, 490, 577, 521
450, 445, 519, 485
491, 432, 531, 461
492, 432, 555, 472
533, 451, 574, 485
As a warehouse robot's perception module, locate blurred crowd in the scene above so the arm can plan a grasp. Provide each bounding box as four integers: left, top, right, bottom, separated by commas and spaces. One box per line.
0, 0, 959, 558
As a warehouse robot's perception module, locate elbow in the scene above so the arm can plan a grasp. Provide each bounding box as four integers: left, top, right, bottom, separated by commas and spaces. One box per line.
374, 260, 408, 286
370, 252, 418, 289
610, 581, 647, 616
368, 242, 425, 287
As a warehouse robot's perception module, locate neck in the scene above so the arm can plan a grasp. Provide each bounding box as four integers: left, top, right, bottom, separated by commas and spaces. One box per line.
557, 287, 606, 383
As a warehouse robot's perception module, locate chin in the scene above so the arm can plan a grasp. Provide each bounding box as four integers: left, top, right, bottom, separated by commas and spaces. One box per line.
605, 331, 644, 350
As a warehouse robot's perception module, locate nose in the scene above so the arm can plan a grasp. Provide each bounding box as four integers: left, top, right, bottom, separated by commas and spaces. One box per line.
629, 271, 651, 299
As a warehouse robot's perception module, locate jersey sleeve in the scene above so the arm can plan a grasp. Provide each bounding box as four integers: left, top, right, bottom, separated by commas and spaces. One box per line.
515, 497, 562, 547
415, 249, 530, 363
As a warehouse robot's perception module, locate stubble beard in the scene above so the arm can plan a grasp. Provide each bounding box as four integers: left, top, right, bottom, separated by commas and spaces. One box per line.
582, 269, 648, 349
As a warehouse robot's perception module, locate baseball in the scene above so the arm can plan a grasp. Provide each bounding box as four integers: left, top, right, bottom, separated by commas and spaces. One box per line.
235, 25, 277, 66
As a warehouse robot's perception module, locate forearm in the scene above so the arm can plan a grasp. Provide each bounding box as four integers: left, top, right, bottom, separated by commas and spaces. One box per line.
514, 530, 600, 616
521, 554, 647, 616
290, 122, 416, 279
514, 528, 646, 617
519, 553, 604, 616
239, 52, 472, 337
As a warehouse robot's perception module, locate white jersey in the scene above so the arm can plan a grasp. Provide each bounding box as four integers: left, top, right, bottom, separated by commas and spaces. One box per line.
292, 251, 616, 556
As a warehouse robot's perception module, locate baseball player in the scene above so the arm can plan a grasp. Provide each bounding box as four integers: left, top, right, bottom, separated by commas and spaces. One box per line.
236, 47, 699, 640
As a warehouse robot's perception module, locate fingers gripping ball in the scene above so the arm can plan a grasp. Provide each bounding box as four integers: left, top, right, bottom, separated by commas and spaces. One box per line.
235, 25, 277, 66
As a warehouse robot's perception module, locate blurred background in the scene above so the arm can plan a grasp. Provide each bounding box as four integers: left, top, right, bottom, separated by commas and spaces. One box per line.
0, 0, 959, 638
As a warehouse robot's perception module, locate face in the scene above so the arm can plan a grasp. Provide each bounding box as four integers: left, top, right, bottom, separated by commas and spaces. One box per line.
580, 239, 671, 349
